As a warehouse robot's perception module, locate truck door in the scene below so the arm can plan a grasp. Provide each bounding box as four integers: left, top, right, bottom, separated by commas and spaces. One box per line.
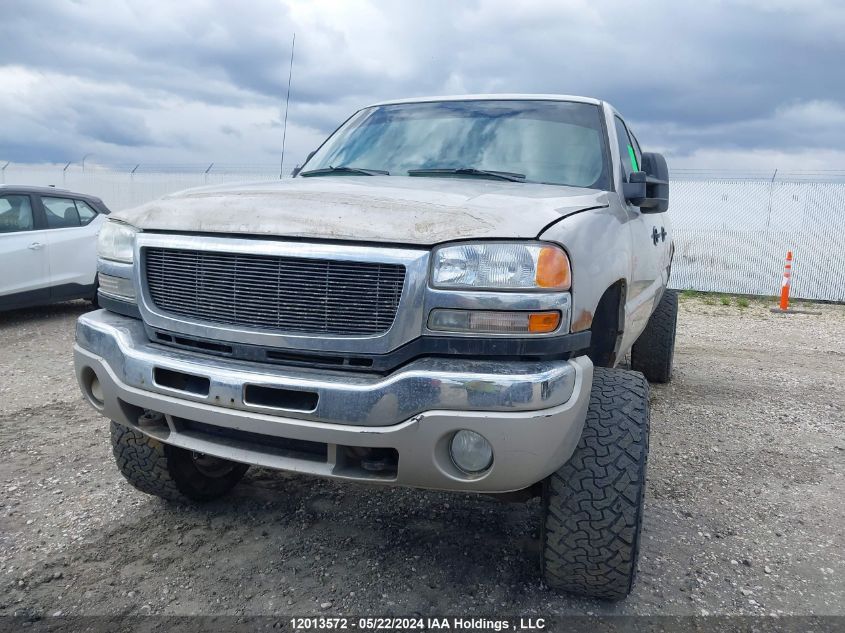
613, 116, 668, 340
629, 127, 672, 282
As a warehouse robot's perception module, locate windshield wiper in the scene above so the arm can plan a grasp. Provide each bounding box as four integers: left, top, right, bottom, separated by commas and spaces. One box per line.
299, 165, 389, 177
407, 167, 526, 182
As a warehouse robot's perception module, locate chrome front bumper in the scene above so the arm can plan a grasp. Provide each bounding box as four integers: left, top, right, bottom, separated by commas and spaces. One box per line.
74, 310, 593, 492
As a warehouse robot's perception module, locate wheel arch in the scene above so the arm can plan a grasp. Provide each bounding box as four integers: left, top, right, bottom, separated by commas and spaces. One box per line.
586, 279, 627, 368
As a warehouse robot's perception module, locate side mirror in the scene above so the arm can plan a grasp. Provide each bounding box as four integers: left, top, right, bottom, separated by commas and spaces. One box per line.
623, 171, 648, 205
638, 152, 670, 213
291, 151, 317, 178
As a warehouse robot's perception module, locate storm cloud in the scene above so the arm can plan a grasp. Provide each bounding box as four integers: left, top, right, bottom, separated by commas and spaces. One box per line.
1, 0, 843, 171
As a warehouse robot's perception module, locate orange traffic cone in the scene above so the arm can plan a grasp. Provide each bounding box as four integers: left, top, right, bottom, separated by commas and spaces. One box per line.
779, 251, 792, 311
771, 251, 821, 315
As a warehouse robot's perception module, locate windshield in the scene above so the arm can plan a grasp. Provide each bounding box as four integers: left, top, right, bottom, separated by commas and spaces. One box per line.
302, 100, 610, 189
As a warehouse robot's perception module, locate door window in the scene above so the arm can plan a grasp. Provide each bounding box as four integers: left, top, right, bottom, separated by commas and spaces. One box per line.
0, 195, 35, 233
629, 129, 643, 170
41, 197, 98, 228
614, 116, 640, 181
75, 200, 98, 225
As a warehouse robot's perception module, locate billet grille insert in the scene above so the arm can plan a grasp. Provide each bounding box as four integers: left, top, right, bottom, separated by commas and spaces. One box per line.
144, 247, 405, 335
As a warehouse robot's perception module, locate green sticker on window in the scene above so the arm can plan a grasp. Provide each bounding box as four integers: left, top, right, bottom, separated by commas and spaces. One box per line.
627, 145, 639, 172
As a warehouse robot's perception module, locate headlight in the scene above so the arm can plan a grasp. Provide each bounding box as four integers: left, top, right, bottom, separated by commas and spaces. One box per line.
98, 220, 139, 263
431, 242, 570, 291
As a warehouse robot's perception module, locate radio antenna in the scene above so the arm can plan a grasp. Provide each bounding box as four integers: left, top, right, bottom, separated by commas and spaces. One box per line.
280, 32, 296, 179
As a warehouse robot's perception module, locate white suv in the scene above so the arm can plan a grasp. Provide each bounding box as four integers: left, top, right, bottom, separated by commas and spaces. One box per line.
0, 185, 111, 311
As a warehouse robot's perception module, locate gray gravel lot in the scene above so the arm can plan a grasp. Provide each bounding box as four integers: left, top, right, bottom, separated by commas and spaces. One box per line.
1, 297, 843, 617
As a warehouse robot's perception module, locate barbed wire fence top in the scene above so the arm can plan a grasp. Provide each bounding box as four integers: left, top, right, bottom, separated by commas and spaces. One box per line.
3, 162, 845, 302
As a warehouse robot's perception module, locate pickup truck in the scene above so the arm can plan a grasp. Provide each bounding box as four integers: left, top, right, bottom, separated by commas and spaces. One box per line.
74, 95, 675, 600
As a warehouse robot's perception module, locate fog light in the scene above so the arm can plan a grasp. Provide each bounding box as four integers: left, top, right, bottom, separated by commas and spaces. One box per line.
449, 430, 493, 474
81, 367, 104, 409
90, 376, 104, 404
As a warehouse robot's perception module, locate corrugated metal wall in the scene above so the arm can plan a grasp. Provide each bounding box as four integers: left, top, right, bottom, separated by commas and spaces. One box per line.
3, 164, 845, 301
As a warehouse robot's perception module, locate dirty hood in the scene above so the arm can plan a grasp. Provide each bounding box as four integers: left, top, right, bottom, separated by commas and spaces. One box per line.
115, 176, 609, 246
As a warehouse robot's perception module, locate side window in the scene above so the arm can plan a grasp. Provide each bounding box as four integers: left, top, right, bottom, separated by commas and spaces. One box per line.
42, 196, 82, 229
629, 129, 643, 170
75, 200, 98, 225
614, 116, 639, 181
0, 195, 35, 234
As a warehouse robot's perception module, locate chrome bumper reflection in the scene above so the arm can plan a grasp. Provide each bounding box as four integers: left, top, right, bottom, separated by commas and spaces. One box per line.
75, 310, 579, 427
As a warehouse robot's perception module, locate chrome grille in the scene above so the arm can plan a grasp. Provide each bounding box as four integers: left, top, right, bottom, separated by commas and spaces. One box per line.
144, 247, 406, 335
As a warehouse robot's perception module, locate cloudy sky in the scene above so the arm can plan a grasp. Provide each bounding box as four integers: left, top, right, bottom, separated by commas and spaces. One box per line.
1, 0, 844, 172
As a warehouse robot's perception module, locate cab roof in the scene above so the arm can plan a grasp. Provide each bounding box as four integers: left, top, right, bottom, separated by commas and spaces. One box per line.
367, 94, 603, 108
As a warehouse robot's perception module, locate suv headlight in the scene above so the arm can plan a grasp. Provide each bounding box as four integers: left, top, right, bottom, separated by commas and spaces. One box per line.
98, 220, 139, 264
431, 241, 571, 291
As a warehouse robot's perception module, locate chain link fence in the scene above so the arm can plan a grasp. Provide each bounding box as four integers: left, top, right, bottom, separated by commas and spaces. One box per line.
3, 162, 845, 301
0, 162, 280, 211
669, 171, 845, 302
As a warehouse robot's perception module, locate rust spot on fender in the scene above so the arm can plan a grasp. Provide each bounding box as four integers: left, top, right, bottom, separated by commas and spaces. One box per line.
571, 309, 593, 332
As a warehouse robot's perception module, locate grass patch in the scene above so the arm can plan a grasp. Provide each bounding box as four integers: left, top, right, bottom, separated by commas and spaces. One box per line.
676, 290, 816, 309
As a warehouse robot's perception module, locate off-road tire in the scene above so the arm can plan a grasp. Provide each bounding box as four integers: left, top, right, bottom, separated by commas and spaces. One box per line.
630, 289, 677, 383
541, 367, 649, 601
110, 421, 249, 502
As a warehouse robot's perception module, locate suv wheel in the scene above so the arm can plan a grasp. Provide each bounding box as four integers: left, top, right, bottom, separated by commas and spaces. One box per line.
630, 289, 678, 383
541, 367, 649, 600
110, 421, 249, 502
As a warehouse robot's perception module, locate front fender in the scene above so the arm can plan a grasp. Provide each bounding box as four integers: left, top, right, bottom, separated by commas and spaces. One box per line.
539, 205, 632, 333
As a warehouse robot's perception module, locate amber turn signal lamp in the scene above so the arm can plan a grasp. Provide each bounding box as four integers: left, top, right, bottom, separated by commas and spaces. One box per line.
536, 247, 571, 289
428, 309, 562, 334
528, 311, 561, 333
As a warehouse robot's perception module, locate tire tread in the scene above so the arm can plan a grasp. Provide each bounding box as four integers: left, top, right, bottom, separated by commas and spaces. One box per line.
541, 367, 650, 600
110, 421, 185, 501
631, 289, 678, 383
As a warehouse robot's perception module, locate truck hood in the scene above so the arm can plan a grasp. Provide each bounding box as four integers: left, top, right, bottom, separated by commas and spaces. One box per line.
115, 176, 610, 246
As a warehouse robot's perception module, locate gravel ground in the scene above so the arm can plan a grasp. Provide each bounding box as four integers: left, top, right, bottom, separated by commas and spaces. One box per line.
1, 297, 843, 618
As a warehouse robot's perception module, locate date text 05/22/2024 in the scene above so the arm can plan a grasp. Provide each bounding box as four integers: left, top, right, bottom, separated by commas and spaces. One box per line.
289, 617, 547, 631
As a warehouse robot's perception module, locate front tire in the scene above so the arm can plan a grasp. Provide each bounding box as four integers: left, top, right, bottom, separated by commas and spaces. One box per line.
541, 367, 650, 600
110, 421, 249, 502
89, 274, 100, 308
630, 289, 677, 383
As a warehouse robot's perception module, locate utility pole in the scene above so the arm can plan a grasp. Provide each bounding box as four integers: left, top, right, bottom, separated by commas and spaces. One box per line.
280, 32, 296, 179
